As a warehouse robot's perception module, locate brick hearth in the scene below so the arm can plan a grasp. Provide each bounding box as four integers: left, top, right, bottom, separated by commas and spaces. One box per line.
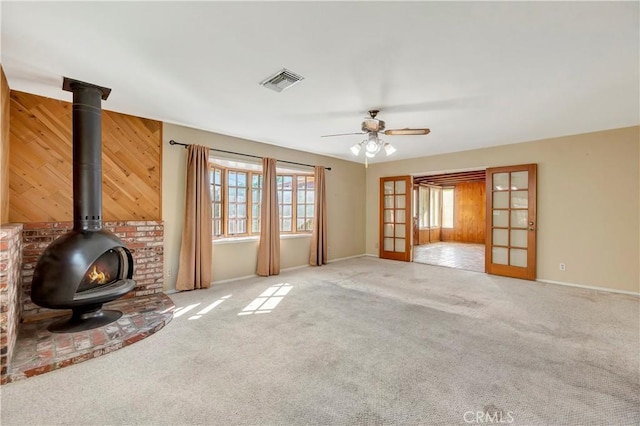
6, 293, 174, 383
0, 220, 171, 384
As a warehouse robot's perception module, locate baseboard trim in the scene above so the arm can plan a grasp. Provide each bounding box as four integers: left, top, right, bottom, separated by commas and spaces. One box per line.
328, 254, 367, 263
537, 279, 639, 297
213, 274, 258, 285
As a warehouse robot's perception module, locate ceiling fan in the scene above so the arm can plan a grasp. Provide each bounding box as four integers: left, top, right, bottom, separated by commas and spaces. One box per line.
321, 109, 430, 159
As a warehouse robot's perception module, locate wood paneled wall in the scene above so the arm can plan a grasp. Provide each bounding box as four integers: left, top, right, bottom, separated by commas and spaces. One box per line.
9, 91, 162, 222
1, 67, 10, 224
441, 181, 486, 243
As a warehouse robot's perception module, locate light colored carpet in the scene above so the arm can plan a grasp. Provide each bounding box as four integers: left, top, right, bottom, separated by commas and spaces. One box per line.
1, 257, 638, 425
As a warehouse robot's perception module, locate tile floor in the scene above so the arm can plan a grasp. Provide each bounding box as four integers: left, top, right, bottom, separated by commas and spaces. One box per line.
413, 241, 485, 272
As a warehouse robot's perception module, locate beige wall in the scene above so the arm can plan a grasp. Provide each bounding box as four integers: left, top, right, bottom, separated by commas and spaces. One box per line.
162, 123, 366, 291
366, 126, 640, 293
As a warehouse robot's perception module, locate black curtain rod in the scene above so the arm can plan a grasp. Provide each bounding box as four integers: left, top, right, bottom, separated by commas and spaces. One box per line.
169, 140, 331, 171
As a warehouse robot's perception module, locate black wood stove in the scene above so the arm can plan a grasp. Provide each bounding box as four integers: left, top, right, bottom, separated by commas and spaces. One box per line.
31, 78, 136, 333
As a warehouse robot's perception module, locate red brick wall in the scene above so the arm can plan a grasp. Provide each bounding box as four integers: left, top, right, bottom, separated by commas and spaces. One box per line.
21, 221, 163, 321
0, 223, 23, 384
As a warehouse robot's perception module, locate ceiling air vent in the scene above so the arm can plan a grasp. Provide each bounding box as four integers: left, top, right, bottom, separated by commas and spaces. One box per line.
260, 68, 304, 92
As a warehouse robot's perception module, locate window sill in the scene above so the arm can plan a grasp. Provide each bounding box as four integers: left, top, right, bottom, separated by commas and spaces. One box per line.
213, 233, 312, 245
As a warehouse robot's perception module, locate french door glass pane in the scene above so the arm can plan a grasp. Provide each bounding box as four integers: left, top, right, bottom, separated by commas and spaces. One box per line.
395, 224, 405, 238
511, 191, 528, 208
510, 249, 527, 267
395, 180, 406, 194
492, 247, 508, 265
384, 209, 394, 222
493, 210, 509, 227
510, 210, 528, 228
384, 182, 394, 194
395, 195, 405, 208
493, 229, 508, 246
511, 230, 528, 248
396, 210, 406, 223
384, 224, 394, 237
510, 171, 528, 189
384, 196, 394, 208
384, 238, 394, 251
493, 173, 509, 190
395, 238, 405, 252
493, 192, 509, 209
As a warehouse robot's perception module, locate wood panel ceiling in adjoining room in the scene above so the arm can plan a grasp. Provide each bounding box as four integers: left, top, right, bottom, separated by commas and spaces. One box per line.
414, 170, 486, 186
9, 91, 162, 223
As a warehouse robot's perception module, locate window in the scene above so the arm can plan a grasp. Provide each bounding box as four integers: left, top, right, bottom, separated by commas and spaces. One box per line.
442, 188, 454, 229
429, 187, 441, 227
296, 175, 315, 231
210, 167, 223, 237
277, 175, 294, 232
227, 171, 248, 235
417, 185, 442, 229
209, 161, 314, 239
251, 174, 262, 233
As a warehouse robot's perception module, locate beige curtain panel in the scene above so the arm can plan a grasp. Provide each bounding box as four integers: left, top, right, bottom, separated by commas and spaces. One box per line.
256, 157, 281, 276
310, 165, 328, 266
176, 144, 213, 291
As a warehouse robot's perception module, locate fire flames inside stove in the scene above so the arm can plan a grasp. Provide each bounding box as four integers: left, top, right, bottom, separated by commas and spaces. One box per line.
78, 249, 121, 293
88, 265, 110, 285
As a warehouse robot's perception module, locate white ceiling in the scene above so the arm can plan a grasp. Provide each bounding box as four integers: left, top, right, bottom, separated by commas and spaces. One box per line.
2, 2, 638, 164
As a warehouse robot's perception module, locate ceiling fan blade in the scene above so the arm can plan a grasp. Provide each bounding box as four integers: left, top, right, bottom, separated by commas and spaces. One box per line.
321, 132, 366, 138
384, 128, 431, 136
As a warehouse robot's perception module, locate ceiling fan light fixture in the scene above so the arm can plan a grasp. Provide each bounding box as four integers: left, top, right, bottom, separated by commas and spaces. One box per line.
365, 151, 376, 158
350, 143, 362, 156
384, 143, 396, 156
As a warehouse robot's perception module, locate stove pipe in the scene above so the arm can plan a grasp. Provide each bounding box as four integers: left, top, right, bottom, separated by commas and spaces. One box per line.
63, 77, 111, 230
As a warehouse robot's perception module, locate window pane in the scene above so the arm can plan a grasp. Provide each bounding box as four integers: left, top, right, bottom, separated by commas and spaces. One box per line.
213, 204, 221, 218
297, 219, 305, 231
238, 220, 246, 234
237, 188, 246, 202
307, 191, 314, 203
229, 204, 236, 218
252, 219, 260, 233
215, 170, 221, 185
228, 172, 236, 186
297, 205, 305, 217
229, 221, 236, 234
228, 188, 236, 202
237, 173, 246, 187
282, 219, 292, 232
237, 204, 246, 218
283, 205, 292, 218
214, 186, 221, 202
252, 205, 260, 217
283, 191, 292, 204
442, 188, 454, 228
297, 191, 306, 204
306, 205, 314, 217
297, 176, 306, 189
